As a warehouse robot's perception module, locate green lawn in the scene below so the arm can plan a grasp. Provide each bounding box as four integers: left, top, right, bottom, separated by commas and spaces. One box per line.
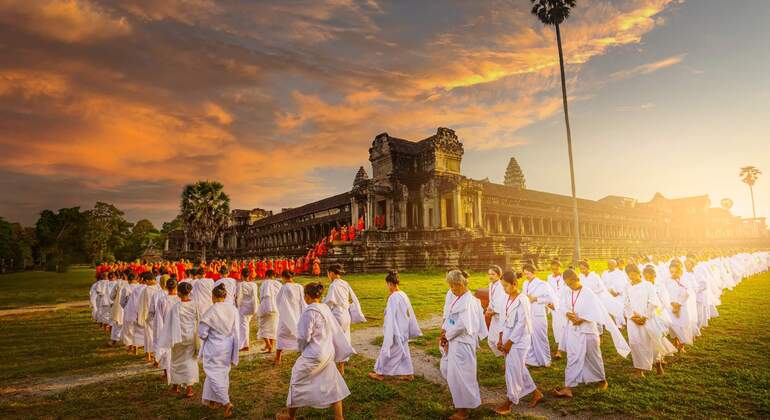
0, 268, 96, 309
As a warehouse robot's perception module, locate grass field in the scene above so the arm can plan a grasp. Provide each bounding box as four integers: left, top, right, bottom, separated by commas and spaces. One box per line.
0, 268, 95, 309
1, 263, 767, 418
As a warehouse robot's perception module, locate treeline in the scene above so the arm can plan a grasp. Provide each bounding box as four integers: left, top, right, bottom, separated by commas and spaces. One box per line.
0, 202, 181, 273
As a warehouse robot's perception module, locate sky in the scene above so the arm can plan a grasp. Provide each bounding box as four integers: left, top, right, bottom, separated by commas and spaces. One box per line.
0, 0, 768, 227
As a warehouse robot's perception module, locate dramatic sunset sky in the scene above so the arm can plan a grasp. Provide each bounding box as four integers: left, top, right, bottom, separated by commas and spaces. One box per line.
1, 0, 768, 226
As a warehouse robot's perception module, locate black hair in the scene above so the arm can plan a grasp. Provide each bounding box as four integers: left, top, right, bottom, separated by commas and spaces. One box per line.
550, 258, 562, 266
219, 266, 229, 275
305, 282, 324, 299
281, 269, 294, 279
488, 265, 503, 277
212, 284, 227, 299
166, 278, 177, 291
127, 272, 136, 281
265, 269, 275, 278
625, 264, 640, 276
501, 270, 518, 285
177, 282, 192, 296
328, 263, 345, 276
563, 269, 579, 281
385, 270, 400, 285
643, 265, 657, 276
522, 263, 536, 274
578, 259, 590, 269
241, 267, 250, 278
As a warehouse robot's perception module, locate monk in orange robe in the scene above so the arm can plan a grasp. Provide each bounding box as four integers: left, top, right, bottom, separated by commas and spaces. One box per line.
357, 216, 365, 232
312, 258, 321, 276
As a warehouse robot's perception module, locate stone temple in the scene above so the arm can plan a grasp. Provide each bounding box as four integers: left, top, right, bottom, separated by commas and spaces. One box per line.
164, 127, 769, 271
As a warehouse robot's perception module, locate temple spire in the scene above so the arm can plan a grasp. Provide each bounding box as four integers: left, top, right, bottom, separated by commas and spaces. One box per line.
504, 157, 526, 189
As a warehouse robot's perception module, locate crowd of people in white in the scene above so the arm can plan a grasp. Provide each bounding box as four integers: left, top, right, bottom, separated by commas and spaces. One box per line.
88, 251, 769, 419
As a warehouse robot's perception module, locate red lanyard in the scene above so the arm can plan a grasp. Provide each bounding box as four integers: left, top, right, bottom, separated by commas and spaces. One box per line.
449, 295, 462, 313
571, 288, 582, 312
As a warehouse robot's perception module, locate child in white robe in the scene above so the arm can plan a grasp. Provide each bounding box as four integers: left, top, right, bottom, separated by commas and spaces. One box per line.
137, 273, 161, 362
554, 269, 630, 398
547, 259, 567, 359
493, 270, 543, 415
279, 282, 353, 420
521, 263, 558, 367
258, 269, 282, 353
577, 260, 623, 327
158, 281, 199, 399
275, 269, 306, 365
665, 260, 697, 351
368, 270, 422, 381
216, 266, 238, 306
323, 263, 366, 374
199, 284, 239, 418
235, 267, 259, 351
602, 259, 629, 327
122, 272, 146, 354
624, 265, 675, 377
439, 269, 488, 420
190, 268, 215, 317
485, 265, 506, 357
109, 272, 128, 345
151, 278, 180, 376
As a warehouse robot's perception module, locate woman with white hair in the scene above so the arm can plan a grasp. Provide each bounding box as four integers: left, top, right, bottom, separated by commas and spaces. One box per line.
439, 269, 488, 420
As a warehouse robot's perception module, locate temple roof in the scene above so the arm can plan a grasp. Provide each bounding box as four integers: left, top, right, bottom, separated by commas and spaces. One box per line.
250, 192, 351, 226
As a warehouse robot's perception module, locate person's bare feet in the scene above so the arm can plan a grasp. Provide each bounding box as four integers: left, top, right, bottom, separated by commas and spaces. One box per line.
553, 387, 573, 398
448, 408, 469, 420
528, 389, 544, 408
184, 386, 195, 398
493, 401, 512, 415
367, 371, 384, 381
275, 411, 293, 420
398, 375, 414, 382
656, 362, 665, 375
224, 403, 234, 418
172, 385, 180, 394
597, 380, 608, 390
552, 351, 563, 360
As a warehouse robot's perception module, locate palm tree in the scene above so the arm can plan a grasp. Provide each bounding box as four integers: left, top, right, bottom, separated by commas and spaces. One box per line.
530, 0, 580, 259
739, 166, 761, 218
180, 181, 231, 262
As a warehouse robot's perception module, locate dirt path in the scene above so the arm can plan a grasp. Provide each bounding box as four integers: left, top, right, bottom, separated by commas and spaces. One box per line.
0, 300, 90, 317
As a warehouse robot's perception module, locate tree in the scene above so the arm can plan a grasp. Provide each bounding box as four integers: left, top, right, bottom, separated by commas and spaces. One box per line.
504, 157, 527, 189
84, 202, 131, 264
35, 207, 89, 272
116, 219, 159, 261
739, 166, 762, 219
180, 181, 230, 262
530, 0, 581, 260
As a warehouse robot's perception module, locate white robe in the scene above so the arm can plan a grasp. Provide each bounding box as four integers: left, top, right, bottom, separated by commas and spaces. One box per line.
580, 272, 623, 327
191, 278, 215, 317
236, 281, 259, 349
199, 302, 240, 405
558, 286, 630, 387
323, 278, 366, 360
258, 279, 282, 339
548, 274, 568, 346
122, 283, 146, 347
158, 300, 200, 386
96, 280, 113, 324
287, 303, 354, 409
624, 282, 676, 370
602, 269, 629, 326
486, 280, 507, 356
522, 279, 557, 367
664, 276, 698, 345
501, 293, 536, 404
153, 293, 180, 368
374, 291, 422, 376
109, 280, 127, 341
137, 284, 161, 353
440, 291, 488, 409
217, 277, 238, 306
276, 283, 307, 351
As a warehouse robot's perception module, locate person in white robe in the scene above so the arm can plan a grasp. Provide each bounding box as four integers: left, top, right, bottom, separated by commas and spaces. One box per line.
577, 261, 623, 328
484, 265, 506, 357
279, 282, 353, 420
137, 274, 161, 362
493, 270, 543, 415
216, 266, 238, 306
368, 270, 422, 381
109, 272, 128, 345
323, 263, 366, 374
89, 276, 101, 323
151, 278, 180, 375
190, 268, 215, 317
624, 265, 675, 377
547, 259, 567, 359
521, 263, 558, 367
158, 281, 199, 398
601, 259, 629, 327
258, 269, 282, 353
686, 257, 717, 330
199, 284, 239, 418
275, 270, 306, 365
122, 272, 146, 354
554, 269, 630, 398
235, 268, 259, 351
665, 260, 697, 350
439, 269, 488, 420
